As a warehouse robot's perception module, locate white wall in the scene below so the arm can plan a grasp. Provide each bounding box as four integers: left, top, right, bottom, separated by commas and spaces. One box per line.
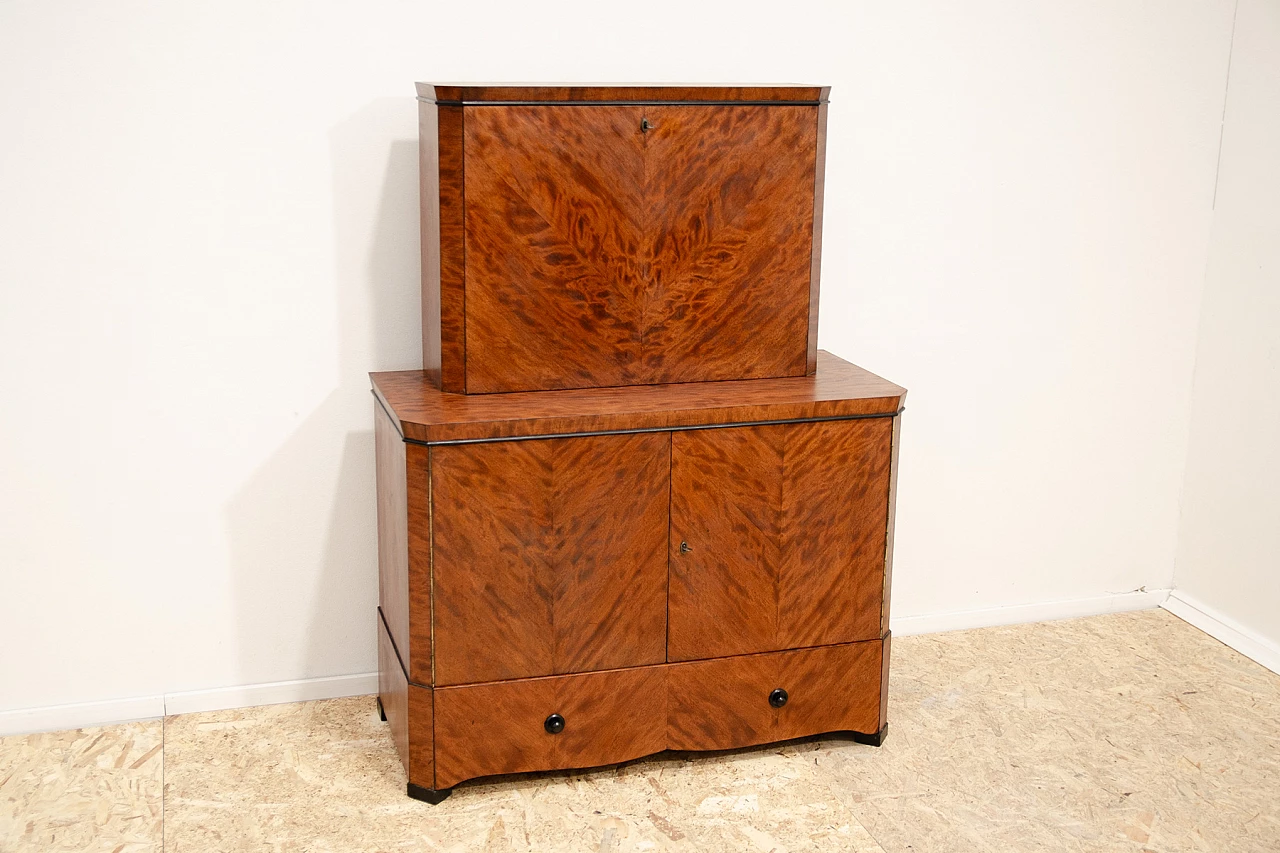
1173, 0, 1280, 665
0, 0, 1235, 719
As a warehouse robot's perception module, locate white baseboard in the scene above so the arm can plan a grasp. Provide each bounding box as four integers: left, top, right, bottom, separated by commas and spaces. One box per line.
0, 672, 378, 738
0, 695, 166, 738
3, 590, 1183, 738
889, 588, 1172, 636
1162, 591, 1280, 676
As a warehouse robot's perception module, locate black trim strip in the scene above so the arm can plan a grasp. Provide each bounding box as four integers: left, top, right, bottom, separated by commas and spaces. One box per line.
378, 606, 409, 680
423, 98, 825, 107
404, 408, 905, 448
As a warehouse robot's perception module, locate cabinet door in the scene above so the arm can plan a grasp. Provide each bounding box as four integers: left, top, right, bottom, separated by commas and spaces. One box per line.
668, 418, 892, 661
463, 105, 649, 393
431, 432, 669, 685
641, 105, 817, 385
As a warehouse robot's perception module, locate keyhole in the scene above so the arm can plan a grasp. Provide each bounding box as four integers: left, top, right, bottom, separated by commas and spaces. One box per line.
641, 117, 654, 133
680, 541, 692, 554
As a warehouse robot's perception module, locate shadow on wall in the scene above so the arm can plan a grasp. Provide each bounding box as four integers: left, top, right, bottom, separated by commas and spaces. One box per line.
222, 98, 420, 689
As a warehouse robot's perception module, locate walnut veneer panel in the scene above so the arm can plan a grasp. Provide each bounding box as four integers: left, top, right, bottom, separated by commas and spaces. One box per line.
371, 350, 905, 444
374, 402, 409, 666
433, 665, 668, 789
430, 432, 670, 686
666, 639, 884, 752
668, 417, 892, 661
418, 83, 828, 103
640, 105, 815, 385
463, 105, 649, 393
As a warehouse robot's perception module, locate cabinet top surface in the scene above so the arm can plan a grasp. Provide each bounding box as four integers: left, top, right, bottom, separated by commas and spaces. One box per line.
416, 83, 829, 104
371, 351, 905, 444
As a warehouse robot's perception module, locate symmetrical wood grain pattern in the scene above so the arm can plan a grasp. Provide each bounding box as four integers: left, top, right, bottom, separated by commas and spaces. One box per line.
668, 418, 893, 661
405, 442, 432, 685
417, 83, 828, 104
433, 665, 668, 789
371, 350, 906, 444
420, 88, 827, 393
374, 401, 409, 665
666, 639, 884, 752
463, 106, 649, 393
640, 105, 815, 385
458, 104, 817, 392
430, 432, 670, 685
376, 609, 409, 775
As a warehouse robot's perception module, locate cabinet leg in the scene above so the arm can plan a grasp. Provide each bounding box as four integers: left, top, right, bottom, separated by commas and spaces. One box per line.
376, 696, 387, 722
407, 783, 453, 804
852, 724, 888, 748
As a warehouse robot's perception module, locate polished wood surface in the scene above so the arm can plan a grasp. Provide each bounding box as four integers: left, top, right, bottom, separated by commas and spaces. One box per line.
435, 105, 467, 393
668, 418, 892, 661
462, 105, 648, 393
417, 83, 828, 104
456, 104, 816, 393
431, 432, 670, 685
806, 102, 828, 374
376, 609, 409, 776
640, 105, 814, 385
371, 350, 905, 444
406, 682, 435, 789
375, 401, 409, 666
404, 443, 433, 684
666, 639, 884, 752
418, 101, 443, 388
433, 665, 668, 789
882, 413, 903, 635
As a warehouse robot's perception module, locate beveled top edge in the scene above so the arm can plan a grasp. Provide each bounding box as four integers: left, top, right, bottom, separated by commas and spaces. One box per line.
370, 351, 905, 443
415, 82, 830, 104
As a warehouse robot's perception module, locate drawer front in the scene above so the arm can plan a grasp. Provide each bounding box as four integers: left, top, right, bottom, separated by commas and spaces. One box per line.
669, 418, 892, 661
666, 640, 884, 752
434, 666, 667, 789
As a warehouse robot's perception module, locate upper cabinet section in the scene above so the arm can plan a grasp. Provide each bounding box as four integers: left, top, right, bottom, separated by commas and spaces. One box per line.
418, 84, 830, 394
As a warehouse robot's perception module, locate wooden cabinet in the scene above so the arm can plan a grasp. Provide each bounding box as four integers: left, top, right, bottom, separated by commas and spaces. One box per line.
377, 83, 904, 803
418, 85, 828, 394
372, 352, 905, 799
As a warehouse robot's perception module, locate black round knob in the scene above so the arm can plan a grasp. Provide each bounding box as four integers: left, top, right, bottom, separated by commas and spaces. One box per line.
544, 713, 565, 734
768, 688, 789, 708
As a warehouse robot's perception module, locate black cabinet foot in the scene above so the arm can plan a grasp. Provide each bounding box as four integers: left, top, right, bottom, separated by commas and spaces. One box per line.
851, 724, 888, 747
377, 696, 387, 722
408, 783, 453, 804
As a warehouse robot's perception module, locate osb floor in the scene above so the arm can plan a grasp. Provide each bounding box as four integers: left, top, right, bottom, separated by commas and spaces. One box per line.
3, 610, 1279, 852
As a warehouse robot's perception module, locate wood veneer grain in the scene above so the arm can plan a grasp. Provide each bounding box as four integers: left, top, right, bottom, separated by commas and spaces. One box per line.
640, 105, 814, 385
371, 350, 905, 444
435, 105, 467, 393
406, 681, 434, 790
405, 443, 433, 685
806, 101, 828, 375
462, 105, 648, 393
666, 640, 884, 752
375, 401, 409, 665
433, 665, 667, 789
430, 432, 669, 685
668, 417, 892, 661
376, 609, 409, 776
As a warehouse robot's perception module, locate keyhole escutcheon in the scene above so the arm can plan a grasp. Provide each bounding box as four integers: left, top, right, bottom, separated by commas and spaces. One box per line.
679, 541, 692, 554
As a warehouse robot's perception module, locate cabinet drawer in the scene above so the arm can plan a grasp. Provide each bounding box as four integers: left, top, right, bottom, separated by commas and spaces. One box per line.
667, 640, 885, 752
433, 666, 667, 789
